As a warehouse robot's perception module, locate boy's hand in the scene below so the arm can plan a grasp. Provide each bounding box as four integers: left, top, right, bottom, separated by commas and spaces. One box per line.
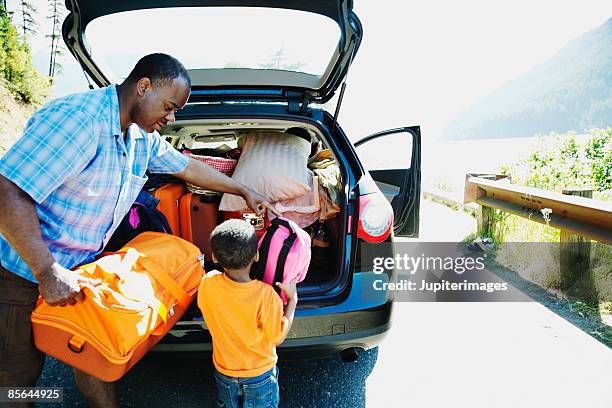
276, 279, 298, 302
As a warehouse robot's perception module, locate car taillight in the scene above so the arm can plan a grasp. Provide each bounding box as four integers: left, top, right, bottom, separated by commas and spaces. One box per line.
357, 192, 393, 243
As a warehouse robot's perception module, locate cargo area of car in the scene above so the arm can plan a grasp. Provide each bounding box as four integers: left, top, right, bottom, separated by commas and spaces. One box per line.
148, 119, 348, 315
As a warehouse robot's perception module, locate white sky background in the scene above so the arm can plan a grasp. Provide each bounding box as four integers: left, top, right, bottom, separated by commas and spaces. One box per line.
6, 0, 612, 141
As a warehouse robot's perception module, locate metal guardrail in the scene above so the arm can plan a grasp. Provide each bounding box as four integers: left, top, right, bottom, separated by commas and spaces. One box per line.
463, 173, 612, 245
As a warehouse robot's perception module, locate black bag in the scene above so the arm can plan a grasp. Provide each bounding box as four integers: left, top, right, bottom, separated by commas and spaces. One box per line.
103, 191, 171, 252
143, 171, 183, 191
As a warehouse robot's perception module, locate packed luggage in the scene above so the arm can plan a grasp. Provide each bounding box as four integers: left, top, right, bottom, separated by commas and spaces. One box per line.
103, 127, 342, 294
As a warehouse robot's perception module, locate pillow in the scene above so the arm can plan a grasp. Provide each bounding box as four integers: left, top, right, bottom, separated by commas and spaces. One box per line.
219, 131, 312, 211
270, 175, 321, 228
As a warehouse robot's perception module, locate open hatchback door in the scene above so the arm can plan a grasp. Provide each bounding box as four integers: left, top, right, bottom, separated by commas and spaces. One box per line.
62, 0, 362, 104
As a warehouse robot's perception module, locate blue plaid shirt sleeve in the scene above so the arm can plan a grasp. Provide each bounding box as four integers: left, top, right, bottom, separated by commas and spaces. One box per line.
146, 132, 189, 174
0, 106, 96, 204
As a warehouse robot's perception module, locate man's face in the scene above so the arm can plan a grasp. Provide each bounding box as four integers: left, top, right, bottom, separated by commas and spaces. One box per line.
132, 77, 190, 133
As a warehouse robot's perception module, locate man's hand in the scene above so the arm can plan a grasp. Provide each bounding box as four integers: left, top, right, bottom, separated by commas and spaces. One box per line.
37, 263, 100, 307
275, 278, 298, 303
242, 187, 282, 217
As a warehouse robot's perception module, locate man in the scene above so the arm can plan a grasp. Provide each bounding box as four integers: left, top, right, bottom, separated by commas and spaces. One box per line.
0, 53, 276, 407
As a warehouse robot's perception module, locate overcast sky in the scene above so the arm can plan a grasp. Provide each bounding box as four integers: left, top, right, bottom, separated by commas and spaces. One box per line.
6, 0, 612, 140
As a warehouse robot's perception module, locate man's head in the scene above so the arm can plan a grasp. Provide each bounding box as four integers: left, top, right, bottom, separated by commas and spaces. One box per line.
210, 219, 259, 270
122, 53, 191, 133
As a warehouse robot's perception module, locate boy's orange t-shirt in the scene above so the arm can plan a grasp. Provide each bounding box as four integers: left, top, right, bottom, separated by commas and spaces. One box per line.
197, 270, 289, 378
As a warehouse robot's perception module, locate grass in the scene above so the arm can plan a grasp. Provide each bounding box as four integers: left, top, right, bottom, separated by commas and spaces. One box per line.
489, 214, 612, 328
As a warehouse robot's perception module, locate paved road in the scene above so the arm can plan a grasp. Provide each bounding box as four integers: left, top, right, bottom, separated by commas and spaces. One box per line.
366, 301, 612, 407
35, 200, 611, 407
369, 201, 611, 407
36, 349, 378, 407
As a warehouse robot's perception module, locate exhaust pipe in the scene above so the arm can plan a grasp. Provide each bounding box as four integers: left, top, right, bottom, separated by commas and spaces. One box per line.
339, 347, 361, 363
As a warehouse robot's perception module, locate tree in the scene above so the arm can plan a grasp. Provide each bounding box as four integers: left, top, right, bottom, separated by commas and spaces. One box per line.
0, 2, 9, 20
18, 1, 37, 38
0, 4, 51, 104
47, 0, 64, 78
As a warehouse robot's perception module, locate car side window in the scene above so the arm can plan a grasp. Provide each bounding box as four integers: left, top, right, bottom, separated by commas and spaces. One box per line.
354, 133, 413, 171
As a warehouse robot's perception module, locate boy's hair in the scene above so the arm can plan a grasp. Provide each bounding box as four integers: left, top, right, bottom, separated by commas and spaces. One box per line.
210, 219, 258, 270
125, 53, 191, 87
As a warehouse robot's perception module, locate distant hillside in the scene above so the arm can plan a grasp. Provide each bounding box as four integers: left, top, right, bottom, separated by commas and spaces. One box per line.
443, 18, 612, 140
0, 84, 35, 157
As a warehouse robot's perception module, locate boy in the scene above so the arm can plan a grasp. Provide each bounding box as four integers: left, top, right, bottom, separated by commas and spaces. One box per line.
198, 219, 298, 408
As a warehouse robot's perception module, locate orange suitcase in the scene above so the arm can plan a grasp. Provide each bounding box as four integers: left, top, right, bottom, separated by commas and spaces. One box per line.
179, 192, 220, 262
151, 183, 186, 235
31, 232, 205, 382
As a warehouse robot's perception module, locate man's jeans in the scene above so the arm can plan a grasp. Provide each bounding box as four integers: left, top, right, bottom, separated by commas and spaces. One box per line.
214, 366, 279, 408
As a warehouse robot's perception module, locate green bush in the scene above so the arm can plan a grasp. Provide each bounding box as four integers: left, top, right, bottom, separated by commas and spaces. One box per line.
497, 128, 611, 244
501, 128, 611, 201
0, 7, 51, 105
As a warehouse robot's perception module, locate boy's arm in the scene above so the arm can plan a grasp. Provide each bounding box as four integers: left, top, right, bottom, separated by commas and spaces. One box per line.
275, 279, 298, 344
276, 296, 298, 344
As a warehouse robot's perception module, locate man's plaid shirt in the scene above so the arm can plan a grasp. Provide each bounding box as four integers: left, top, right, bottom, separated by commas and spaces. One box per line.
0, 85, 189, 282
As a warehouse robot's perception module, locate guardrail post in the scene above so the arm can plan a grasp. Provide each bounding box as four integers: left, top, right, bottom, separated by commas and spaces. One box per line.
477, 206, 496, 238
475, 175, 498, 238
559, 188, 592, 295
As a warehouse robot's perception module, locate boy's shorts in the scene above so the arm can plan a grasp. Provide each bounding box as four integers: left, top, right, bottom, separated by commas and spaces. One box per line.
214, 366, 279, 408
0, 264, 45, 374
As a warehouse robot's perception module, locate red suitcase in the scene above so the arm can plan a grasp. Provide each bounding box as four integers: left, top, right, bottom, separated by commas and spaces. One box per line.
179, 192, 220, 262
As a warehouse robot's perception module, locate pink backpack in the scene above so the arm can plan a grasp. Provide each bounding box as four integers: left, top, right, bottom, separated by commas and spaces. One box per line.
253, 217, 311, 304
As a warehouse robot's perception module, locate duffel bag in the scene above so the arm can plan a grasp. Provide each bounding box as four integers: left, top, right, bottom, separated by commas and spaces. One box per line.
31, 232, 205, 382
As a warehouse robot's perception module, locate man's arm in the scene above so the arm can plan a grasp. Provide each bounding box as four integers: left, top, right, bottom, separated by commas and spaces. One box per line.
174, 158, 281, 216
0, 175, 55, 278
0, 175, 97, 306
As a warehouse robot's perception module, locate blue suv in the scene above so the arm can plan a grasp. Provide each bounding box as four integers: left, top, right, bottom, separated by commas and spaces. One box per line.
63, 0, 421, 361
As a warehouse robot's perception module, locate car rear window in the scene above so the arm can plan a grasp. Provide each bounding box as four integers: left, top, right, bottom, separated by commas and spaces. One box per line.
85, 7, 340, 82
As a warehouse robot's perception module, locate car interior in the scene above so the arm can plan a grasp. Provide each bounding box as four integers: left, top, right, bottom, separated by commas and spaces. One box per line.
151, 120, 348, 313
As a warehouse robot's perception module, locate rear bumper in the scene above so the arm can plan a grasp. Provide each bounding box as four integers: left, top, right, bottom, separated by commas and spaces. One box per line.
276, 319, 390, 360
154, 301, 393, 359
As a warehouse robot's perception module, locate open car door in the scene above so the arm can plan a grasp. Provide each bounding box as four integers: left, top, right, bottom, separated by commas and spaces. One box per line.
354, 127, 421, 237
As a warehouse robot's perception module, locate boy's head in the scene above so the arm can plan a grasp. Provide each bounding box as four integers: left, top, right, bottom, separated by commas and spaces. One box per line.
210, 219, 259, 270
